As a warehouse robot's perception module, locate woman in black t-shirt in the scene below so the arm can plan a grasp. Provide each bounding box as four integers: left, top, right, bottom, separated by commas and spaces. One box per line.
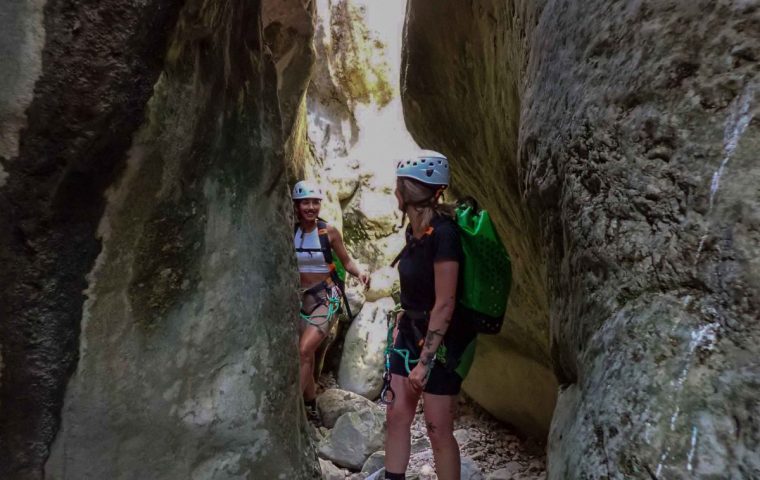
383, 151, 476, 480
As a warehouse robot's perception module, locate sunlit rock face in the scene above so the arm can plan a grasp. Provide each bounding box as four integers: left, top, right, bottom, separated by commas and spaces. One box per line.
404, 0, 760, 477
0, 1, 318, 478
300, 0, 416, 270
296, 0, 416, 383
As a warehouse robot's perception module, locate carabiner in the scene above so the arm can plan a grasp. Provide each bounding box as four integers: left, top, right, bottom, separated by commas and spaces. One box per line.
380, 382, 395, 405
380, 371, 395, 404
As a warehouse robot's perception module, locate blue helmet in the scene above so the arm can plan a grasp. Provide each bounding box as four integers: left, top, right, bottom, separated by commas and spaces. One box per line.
395, 150, 450, 187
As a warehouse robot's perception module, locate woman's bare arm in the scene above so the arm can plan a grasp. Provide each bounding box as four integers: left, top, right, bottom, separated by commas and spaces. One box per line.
328, 225, 369, 285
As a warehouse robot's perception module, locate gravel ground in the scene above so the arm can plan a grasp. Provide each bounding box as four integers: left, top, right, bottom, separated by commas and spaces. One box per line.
318, 374, 547, 479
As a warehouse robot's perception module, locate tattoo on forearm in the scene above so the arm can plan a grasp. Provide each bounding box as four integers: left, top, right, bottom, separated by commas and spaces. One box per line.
424, 329, 444, 349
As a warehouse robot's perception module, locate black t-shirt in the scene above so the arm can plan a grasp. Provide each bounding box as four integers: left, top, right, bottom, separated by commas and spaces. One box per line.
398, 214, 463, 312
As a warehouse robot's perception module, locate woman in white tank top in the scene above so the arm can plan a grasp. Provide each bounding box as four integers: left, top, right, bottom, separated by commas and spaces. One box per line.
292, 181, 369, 422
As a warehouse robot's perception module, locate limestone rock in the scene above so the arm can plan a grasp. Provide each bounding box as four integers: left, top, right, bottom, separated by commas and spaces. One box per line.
0, 0, 319, 478
317, 388, 382, 429
344, 185, 400, 240
326, 158, 362, 202
462, 337, 558, 437
344, 284, 367, 319
363, 469, 385, 480
360, 450, 386, 475
365, 266, 399, 302
346, 229, 407, 271
403, 0, 760, 477
319, 458, 347, 480
486, 461, 522, 480
318, 409, 386, 470
338, 298, 395, 399
461, 456, 485, 480
454, 429, 470, 445
411, 435, 431, 454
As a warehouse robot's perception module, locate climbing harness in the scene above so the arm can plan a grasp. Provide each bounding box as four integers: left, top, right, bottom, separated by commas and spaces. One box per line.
380, 305, 403, 404
299, 281, 342, 328
294, 219, 354, 321
379, 305, 445, 405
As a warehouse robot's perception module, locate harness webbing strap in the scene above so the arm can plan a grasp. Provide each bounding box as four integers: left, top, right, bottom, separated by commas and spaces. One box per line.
294, 219, 354, 321
300, 283, 342, 327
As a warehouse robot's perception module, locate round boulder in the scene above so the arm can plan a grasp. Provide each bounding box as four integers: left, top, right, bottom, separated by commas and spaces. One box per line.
317, 388, 382, 429
317, 409, 386, 470
337, 298, 395, 399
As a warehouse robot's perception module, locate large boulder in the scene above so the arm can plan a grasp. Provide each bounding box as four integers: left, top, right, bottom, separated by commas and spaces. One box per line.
317, 388, 383, 429
317, 409, 386, 470
403, 0, 760, 477
319, 458, 348, 480
338, 298, 395, 399
361, 450, 386, 475
365, 266, 399, 302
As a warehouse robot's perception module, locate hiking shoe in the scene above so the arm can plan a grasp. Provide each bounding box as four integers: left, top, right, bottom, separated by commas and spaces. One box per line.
305, 404, 321, 425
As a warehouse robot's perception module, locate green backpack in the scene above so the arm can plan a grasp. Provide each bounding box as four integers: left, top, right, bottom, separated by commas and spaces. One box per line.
455, 198, 512, 334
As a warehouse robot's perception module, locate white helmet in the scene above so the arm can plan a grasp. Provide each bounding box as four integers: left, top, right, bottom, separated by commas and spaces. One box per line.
291, 180, 324, 200
395, 150, 450, 187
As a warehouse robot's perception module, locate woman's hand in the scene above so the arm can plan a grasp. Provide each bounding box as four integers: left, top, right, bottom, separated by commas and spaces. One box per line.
327, 226, 370, 289
408, 361, 430, 393
358, 270, 371, 289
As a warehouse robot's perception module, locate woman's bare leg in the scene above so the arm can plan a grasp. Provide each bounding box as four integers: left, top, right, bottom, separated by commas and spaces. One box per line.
384, 375, 421, 474
423, 393, 460, 480
299, 305, 328, 400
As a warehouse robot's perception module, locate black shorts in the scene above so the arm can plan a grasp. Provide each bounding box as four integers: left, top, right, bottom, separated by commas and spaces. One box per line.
389, 310, 477, 396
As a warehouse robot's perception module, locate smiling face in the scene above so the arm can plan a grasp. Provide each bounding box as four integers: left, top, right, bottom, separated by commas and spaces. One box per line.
295, 198, 321, 222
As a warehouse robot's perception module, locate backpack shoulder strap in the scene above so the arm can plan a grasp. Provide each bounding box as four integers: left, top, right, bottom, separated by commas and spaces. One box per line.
294, 223, 326, 253
316, 220, 333, 264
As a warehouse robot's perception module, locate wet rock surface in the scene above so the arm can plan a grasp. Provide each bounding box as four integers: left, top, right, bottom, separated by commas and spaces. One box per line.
403, 0, 760, 477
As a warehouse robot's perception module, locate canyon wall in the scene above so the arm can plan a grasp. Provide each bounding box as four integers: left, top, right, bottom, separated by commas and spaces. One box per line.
403, 0, 760, 477
0, 1, 319, 478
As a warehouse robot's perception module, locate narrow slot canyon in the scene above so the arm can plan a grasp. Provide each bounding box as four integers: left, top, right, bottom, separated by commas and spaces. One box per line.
0, 1, 758, 479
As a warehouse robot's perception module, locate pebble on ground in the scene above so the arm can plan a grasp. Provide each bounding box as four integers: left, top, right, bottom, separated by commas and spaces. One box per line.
317, 374, 547, 479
